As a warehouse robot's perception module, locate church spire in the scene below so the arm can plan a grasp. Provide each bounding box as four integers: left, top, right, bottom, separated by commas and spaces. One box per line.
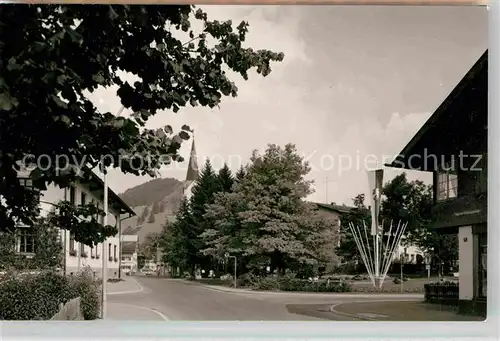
185, 133, 199, 182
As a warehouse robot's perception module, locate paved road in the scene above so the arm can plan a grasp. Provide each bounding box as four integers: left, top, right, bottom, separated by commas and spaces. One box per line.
107, 277, 423, 321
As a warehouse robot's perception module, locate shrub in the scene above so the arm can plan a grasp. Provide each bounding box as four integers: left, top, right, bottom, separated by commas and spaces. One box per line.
236, 273, 252, 287
249, 276, 352, 292
0, 271, 73, 320
68, 268, 101, 320
0, 269, 100, 320
250, 276, 281, 291
424, 281, 459, 305
220, 273, 233, 281
352, 285, 424, 293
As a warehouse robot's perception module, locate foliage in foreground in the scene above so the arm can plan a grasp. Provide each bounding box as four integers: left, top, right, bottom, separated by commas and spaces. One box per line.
0, 268, 100, 320
0, 5, 283, 244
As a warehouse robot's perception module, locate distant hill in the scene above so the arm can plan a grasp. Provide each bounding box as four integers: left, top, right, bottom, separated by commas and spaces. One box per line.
119, 177, 184, 242
119, 178, 182, 207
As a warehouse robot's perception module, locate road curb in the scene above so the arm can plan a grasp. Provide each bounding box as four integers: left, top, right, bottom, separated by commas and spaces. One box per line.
193, 282, 424, 299
107, 277, 144, 295
107, 302, 170, 321
328, 299, 430, 321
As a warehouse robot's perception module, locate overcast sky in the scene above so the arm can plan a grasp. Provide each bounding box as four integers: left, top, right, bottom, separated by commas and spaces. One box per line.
87, 5, 487, 206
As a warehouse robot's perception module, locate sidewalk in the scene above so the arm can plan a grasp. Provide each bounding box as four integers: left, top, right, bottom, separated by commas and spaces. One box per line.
331, 300, 485, 321
106, 276, 143, 295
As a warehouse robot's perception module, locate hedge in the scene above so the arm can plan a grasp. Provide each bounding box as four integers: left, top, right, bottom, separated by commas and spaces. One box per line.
249, 276, 352, 292
424, 281, 459, 305
0, 269, 100, 320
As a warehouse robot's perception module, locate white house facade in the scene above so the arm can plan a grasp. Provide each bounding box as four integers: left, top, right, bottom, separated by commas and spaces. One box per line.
17, 168, 135, 278
394, 243, 425, 264
120, 234, 139, 275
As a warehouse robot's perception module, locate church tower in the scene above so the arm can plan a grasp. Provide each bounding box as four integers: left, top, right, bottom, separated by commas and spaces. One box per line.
183, 135, 199, 201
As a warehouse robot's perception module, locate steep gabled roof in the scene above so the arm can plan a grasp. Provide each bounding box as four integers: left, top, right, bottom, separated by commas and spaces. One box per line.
185, 138, 199, 182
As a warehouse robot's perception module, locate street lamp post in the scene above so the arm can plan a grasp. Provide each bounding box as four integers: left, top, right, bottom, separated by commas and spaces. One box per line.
101, 173, 108, 319
225, 253, 237, 288
101, 105, 126, 319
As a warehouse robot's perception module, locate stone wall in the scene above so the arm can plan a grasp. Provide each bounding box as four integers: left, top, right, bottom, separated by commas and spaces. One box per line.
50, 297, 84, 320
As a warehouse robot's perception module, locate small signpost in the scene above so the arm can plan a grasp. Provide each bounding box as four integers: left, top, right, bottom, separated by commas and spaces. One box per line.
426, 264, 431, 279
225, 253, 237, 288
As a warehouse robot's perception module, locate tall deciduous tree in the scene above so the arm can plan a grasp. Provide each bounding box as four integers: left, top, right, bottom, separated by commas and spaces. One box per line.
202, 144, 336, 275
0, 5, 284, 243
140, 232, 161, 261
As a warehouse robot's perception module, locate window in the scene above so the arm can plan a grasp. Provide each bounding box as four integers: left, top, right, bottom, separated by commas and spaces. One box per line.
69, 186, 76, 206
19, 178, 34, 189
108, 243, 112, 260
69, 233, 76, 252
91, 246, 95, 258
81, 192, 87, 206
18, 230, 36, 254
437, 163, 458, 201
114, 245, 117, 259
19, 177, 40, 204
80, 242, 85, 255
95, 245, 100, 258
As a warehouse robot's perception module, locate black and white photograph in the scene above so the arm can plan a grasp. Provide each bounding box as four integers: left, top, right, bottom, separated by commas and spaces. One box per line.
0, 4, 488, 323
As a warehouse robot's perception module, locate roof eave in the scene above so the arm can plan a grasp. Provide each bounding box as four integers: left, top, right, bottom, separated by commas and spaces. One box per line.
79, 169, 136, 216
386, 50, 487, 171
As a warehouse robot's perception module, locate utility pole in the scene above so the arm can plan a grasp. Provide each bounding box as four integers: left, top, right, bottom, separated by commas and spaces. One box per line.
101, 171, 108, 319
101, 105, 125, 319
